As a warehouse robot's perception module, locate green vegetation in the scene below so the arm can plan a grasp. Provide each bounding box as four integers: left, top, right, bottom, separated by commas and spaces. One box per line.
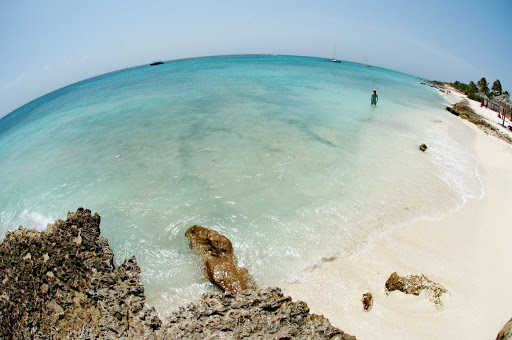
492, 79, 502, 95
467, 92, 481, 101
478, 77, 489, 94
446, 77, 508, 103
468, 81, 478, 94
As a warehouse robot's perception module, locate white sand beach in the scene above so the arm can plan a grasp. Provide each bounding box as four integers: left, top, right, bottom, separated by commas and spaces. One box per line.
284, 92, 512, 339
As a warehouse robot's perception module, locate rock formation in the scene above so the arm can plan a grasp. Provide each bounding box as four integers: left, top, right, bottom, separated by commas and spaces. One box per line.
497, 317, 512, 340
0, 208, 161, 339
185, 225, 257, 293
385, 272, 447, 309
160, 287, 356, 339
361, 292, 373, 311
0, 208, 353, 339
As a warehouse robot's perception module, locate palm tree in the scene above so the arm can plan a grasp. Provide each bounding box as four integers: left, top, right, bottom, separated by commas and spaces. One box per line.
478, 77, 489, 94
492, 79, 502, 95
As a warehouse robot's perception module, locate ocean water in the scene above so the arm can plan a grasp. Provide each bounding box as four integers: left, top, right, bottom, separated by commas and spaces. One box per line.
0, 55, 483, 313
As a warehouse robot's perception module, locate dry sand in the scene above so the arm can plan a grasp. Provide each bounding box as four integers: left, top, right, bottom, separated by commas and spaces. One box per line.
284, 92, 512, 339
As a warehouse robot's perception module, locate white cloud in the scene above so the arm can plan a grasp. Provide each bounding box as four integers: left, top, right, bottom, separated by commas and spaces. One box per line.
3, 72, 25, 89
81, 55, 89, 62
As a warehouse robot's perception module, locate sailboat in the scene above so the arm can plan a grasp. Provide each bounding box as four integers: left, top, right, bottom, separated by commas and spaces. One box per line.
329, 44, 341, 63
361, 56, 370, 67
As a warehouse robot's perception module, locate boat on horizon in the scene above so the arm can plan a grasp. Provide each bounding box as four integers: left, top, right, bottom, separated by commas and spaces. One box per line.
150, 61, 164, 66
328, 44, 341, 63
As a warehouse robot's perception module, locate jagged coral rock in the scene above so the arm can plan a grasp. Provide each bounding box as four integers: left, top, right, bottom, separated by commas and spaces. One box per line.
0, 208, 160, 339
185, 225, 257, 293
161, 287, 356, 340
385, 272, 447, 308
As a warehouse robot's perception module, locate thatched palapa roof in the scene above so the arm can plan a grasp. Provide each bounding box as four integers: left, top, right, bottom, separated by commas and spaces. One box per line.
476, 92, 489, 100
493, 94, 512, 109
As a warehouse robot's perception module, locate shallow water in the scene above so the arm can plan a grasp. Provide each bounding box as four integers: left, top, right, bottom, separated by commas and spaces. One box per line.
0, 55, 483, 313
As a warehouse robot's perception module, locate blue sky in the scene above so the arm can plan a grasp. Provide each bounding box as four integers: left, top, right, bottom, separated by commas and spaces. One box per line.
1, 0, 511, 118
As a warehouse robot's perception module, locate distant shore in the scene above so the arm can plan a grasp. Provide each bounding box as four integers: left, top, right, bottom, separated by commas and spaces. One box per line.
284, 90, 512, 339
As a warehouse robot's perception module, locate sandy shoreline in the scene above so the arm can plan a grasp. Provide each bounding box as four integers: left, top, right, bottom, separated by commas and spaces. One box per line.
284, 93, 512, 339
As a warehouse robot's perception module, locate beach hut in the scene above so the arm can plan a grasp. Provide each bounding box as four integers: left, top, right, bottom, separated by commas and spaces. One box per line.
478, 92, 512, 123
494, 94, 512, 109
479, 92, 502, 112
493, 94, 512, 123
476, 92, 489, 106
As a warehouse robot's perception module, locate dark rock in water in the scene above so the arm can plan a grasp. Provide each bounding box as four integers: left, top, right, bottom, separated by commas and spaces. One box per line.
385, 272, 447, 309
161, 287, 356, 339
185, 225, 257, 293
497, 317, 512, 340
446, 106, 460, 116
1, 208, 353, 339
419, 143, 428, 152
361, 292, 373, 311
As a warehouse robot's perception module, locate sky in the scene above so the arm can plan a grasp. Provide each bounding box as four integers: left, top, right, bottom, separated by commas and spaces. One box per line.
1, 0, 511, 118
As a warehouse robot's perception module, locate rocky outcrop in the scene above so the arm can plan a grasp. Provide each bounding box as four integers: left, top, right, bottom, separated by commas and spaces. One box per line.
185, 225, 257, 293
385, 272, 447, 309
0, 208, 161, 339
361, 292, 373, 311
161, 287, 356, 339
0, 208, 353, 339
497, 317, 512, 340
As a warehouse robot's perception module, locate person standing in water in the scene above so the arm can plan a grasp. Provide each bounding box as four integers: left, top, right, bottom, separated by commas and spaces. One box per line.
371, 89, 378, 106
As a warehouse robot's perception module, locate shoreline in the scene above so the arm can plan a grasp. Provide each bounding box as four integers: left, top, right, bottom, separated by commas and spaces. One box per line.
0, 208, 356, 338
283, 93, 512, 339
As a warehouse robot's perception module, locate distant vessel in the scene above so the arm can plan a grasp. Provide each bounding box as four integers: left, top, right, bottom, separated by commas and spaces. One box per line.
361, 57, 370, 67
328, 44, 341, 63
150, 61, 164, 66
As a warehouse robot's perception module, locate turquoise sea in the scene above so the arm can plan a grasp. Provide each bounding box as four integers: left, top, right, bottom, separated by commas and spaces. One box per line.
0, 55, 483, 313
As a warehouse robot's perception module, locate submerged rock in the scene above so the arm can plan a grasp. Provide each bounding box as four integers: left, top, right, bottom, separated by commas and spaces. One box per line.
385, 272, 447, 309
0, 208, 353, 339
497, 317, 512, 340
419, 143, 428, 152
361, 292, 373, 311
185, 225, 257, 293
